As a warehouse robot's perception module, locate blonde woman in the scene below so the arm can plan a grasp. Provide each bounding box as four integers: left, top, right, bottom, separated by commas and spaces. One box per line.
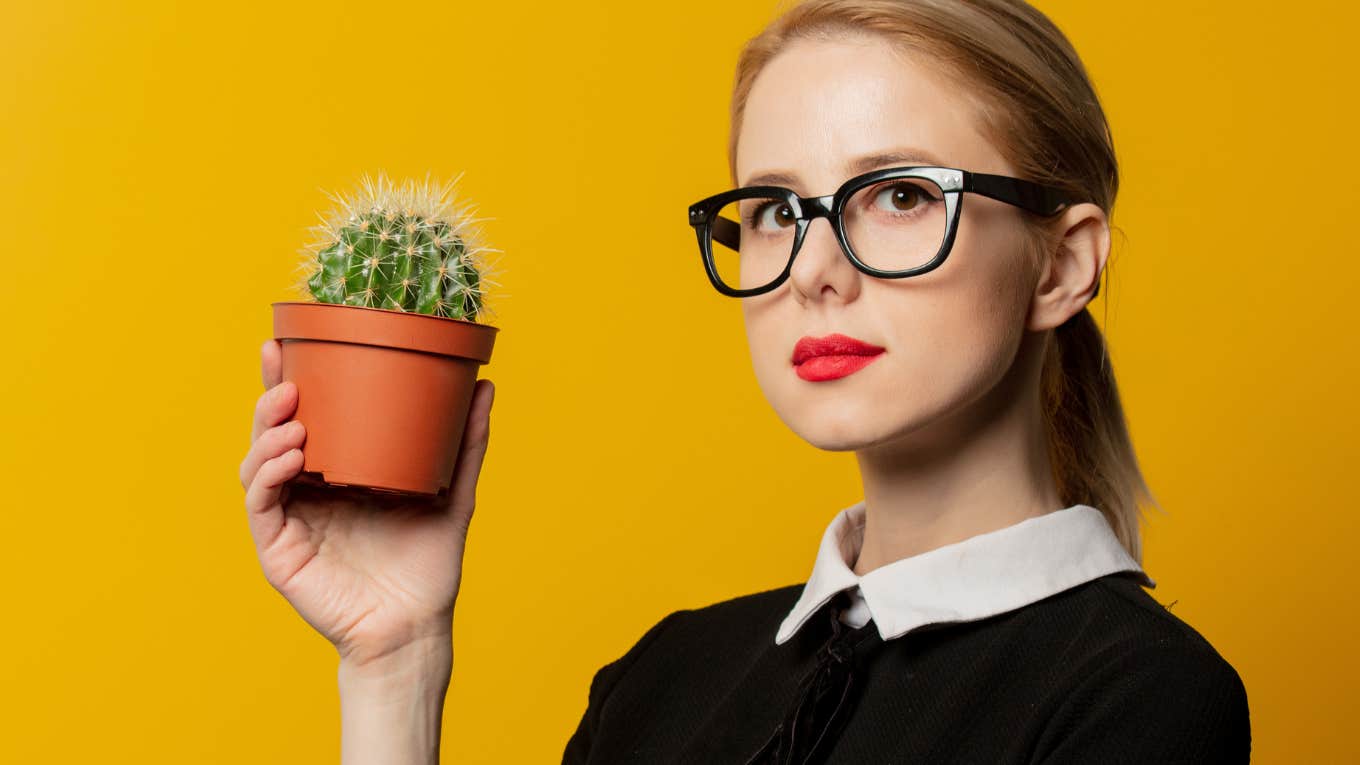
238, 0, 1250, 762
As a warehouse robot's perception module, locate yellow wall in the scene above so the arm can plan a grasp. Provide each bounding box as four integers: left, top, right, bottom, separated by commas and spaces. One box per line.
2, 0, 1353, 761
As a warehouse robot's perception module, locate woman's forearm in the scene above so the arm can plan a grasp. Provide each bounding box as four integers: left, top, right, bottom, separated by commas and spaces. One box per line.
338, 636, 454, 765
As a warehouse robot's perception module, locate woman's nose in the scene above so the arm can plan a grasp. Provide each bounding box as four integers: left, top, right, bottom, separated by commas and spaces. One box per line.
787, 210, 857, 301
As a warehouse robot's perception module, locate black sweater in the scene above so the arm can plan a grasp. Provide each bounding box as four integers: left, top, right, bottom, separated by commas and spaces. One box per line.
562, 571, 1250, 763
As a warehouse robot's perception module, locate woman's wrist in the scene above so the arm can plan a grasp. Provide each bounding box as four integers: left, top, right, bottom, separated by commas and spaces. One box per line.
337, 634, 453, 765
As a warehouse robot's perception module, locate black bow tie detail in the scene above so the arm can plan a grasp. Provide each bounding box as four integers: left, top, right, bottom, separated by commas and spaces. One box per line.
745, 591, 885, 765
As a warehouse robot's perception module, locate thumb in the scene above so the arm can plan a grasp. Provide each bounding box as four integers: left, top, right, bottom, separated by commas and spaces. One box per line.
443, 378, 494, 532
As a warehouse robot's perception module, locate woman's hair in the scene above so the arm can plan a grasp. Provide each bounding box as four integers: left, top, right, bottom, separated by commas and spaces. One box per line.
728, 0, 1159, 563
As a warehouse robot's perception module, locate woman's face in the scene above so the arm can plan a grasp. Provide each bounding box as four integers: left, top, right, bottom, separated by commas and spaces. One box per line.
736, 35, 1044, 453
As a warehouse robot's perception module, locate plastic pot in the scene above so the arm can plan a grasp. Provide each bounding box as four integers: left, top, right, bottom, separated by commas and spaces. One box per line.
271, 301, 498, 496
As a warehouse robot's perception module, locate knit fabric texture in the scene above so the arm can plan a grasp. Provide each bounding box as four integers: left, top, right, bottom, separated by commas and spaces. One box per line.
561, 572, 1250, 764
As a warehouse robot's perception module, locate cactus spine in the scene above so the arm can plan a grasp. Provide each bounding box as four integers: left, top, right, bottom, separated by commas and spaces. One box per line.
295, 172, 499, 322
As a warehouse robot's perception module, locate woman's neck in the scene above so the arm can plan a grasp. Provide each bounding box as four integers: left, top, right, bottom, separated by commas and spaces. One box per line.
851, 331, 1061, 576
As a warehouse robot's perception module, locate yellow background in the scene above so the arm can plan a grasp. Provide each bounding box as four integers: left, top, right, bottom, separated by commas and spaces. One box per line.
1, 0, 1354, 761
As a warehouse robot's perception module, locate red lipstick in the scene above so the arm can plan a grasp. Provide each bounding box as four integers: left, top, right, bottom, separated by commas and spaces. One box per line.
792, 333, 886, 382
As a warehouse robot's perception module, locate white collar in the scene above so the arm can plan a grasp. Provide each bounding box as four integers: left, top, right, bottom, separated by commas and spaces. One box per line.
775, 501, 1156, 645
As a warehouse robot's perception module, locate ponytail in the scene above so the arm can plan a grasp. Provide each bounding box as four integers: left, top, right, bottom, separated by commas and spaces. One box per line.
1042, 305, 1159, 563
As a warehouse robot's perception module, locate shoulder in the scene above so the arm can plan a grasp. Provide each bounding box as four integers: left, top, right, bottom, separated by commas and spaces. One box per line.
670, 582, 805, 631
562, 584, 807, 762
1043, 573, 1249, 693
1023, 574, 1252, 761
1089, 573, 1233, 651
602, 582, 804, 670
570, 583, 804, 723
608, 582, 804, 666
1012, 572, 1243, 664
1070, 575, 1248, 694
632, 582, 807, 663
1093, 573, 1249, 692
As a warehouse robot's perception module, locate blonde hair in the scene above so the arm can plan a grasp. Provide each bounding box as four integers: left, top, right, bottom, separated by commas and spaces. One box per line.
728, 0, 1159, 562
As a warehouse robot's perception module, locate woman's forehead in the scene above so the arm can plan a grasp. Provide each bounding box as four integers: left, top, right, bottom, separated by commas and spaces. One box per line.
735, 36, 995, 191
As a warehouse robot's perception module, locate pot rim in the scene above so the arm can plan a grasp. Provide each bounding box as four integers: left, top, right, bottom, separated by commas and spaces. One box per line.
272, 300, 498, 362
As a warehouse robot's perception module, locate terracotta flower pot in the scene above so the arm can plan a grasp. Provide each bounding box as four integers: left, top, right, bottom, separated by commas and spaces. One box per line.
271, 301, 499, 496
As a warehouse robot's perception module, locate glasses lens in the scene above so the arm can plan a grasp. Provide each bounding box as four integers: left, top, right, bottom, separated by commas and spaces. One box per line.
843, 177, 947, 272
709, 195, 796, 292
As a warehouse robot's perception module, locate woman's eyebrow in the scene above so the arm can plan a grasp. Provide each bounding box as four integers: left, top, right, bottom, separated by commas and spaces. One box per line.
741, 148, 947, 190
848, 148, 945, 174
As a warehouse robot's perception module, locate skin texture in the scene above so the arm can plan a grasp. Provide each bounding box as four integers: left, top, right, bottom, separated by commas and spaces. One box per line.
734, 35, 1110, 574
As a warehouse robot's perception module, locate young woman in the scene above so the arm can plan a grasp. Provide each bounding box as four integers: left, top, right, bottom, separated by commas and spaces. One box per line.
238, 0, 1250, 762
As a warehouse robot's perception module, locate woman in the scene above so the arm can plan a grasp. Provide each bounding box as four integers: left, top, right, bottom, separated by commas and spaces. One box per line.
238, 0, 1250, 762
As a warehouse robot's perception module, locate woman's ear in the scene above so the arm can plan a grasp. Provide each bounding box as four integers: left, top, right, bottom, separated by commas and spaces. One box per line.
1026, 202, 1109, 332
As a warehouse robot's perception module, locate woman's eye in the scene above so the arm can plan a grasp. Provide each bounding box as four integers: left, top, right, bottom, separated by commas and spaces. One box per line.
753, 202, 795, 231
872, 182, 935, 213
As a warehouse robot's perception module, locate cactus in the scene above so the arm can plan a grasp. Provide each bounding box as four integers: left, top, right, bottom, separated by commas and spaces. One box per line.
292, 171, 501, 322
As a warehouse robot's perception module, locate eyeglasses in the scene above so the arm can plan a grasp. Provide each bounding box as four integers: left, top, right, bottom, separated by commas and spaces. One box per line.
686, 165, 1078, 298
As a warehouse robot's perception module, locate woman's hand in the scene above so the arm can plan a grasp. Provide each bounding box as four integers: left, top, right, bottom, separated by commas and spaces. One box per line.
238, 338, 495, 670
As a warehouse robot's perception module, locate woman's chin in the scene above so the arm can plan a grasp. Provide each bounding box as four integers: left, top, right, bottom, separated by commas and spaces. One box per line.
781, 403, 915, 453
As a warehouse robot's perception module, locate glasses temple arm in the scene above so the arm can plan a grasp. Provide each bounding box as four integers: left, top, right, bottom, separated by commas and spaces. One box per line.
711, 215, 741, 251
961, 172, 1100, 299
963, 171, 1072, 217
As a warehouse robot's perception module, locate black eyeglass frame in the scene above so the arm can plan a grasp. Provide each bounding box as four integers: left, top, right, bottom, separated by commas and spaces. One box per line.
686, 165, 1079, 298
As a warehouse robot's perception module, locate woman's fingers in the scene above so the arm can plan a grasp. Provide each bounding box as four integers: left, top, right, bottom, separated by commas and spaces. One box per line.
240, 419, 306, 491
241, 338, 302, 559
262, 338, 282, 390
252, 339, 290, 444
443, 378, 494, 533
252, 378, 297, 445
244, 446, 306, 557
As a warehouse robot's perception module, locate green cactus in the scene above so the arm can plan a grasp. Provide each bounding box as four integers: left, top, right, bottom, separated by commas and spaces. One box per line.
295, 172, 499, 322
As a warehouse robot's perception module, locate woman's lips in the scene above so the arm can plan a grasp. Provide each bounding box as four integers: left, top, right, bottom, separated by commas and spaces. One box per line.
792, 333, 886, 382
795, 353, 883, 381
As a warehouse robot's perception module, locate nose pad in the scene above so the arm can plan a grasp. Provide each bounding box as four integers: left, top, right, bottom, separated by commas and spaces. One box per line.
796, 215, 840, 255
801, 194, 835, 218
788, 216, 852, 297
792, 195, 845, 269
